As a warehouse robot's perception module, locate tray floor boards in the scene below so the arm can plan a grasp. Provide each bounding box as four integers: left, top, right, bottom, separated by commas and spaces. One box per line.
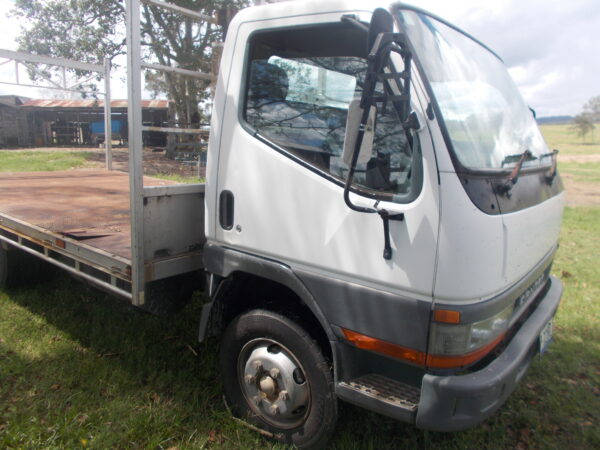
0, 170, 176, 260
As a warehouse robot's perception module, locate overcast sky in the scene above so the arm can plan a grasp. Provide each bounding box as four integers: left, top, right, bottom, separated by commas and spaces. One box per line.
0, 0, 598, 117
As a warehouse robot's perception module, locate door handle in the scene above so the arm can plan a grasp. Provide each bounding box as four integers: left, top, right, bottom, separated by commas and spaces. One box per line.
219, 190, 234, 230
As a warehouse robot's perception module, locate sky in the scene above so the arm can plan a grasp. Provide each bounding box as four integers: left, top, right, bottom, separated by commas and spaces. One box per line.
0, 0, 598, 117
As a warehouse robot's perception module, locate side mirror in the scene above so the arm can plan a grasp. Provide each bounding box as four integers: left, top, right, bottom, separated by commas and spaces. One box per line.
342, 99, 376, 166
368, 8, 394, 54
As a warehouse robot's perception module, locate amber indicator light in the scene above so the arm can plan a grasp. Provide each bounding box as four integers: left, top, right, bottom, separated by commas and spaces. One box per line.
433, 309, 461, 324
342, 327, 504, 370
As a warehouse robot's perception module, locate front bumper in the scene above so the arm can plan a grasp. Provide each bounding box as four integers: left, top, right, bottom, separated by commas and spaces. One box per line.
415, 275, 563, 431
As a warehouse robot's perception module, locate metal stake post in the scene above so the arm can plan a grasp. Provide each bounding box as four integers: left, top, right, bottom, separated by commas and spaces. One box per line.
126, 0, 146, 306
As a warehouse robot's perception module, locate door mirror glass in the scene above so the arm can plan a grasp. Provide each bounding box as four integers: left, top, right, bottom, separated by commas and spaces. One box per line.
342, 99, 376, 166
368, 8, 394, 54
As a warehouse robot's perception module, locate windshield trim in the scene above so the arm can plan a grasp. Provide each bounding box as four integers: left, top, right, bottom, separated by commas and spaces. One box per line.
390, 4, 553, 177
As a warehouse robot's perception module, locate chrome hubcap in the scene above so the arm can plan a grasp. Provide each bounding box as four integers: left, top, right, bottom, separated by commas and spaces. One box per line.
238, 339, 310, 429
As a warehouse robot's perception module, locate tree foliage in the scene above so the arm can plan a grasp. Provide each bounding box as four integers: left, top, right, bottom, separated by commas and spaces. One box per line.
12, 0, 246, 124
13, 0, 125, 63
571, 113, 595, 141
583, 95, 600, 122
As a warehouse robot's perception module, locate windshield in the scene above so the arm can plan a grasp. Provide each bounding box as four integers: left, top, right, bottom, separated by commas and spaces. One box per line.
395, 9, 551, 171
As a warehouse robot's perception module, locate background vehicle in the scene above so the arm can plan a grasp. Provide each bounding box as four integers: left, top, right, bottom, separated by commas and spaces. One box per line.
0, 1, 563, 448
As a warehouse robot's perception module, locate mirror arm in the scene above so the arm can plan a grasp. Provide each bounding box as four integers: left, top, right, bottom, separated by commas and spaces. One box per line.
388, 43, 412, 123
343, 102, 378, 214
343, 27, 414, 260
344, 31, 392, 214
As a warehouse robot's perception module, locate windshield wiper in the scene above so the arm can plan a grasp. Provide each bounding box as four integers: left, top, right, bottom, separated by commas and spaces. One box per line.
500, 150, 537, 168
541, 149, 559, 184
496, 149, 533, 197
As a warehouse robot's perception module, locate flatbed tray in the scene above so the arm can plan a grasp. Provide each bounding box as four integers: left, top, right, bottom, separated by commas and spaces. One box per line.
0, 169, 176, 261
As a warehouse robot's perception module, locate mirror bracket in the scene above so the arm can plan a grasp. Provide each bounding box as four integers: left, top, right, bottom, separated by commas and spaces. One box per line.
342, 8, 414, 260
403, 110, 421, 131
378, 208, 405, 260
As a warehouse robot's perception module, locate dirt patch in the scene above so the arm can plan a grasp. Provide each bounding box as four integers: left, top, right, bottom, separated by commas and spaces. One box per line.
560, 173, 600, 207
556, 153, 600, 207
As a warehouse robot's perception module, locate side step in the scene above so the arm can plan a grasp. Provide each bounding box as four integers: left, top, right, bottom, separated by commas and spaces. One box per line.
337, 374, 420, 422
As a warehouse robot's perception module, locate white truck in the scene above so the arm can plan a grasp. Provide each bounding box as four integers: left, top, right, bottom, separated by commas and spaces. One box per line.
0, 1, 564, 448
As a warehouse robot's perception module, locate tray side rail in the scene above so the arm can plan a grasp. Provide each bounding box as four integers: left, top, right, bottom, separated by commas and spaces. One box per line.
0, 213, 132, 299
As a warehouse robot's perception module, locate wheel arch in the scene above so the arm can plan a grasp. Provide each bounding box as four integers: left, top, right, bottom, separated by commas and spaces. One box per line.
200, 244, 336, 360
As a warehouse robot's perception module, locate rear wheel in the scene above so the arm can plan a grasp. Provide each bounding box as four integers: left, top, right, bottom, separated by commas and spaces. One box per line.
220, 309, 337, 449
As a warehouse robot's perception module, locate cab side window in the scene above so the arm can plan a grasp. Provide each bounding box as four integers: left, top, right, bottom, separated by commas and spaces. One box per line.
244, 24, 422, 203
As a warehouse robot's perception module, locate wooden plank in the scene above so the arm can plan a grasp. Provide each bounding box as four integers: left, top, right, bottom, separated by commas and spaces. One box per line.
0, 170, 176, 260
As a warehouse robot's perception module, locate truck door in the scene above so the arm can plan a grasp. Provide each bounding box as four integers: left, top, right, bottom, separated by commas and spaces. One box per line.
209, 14, 440, 347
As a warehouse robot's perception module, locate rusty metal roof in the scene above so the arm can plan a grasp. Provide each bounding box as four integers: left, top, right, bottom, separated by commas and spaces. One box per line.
20, 99, 169, 109
0, 95, 31, 107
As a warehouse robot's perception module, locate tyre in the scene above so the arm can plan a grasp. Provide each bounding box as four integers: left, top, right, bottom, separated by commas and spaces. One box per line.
220, 309, 337, 449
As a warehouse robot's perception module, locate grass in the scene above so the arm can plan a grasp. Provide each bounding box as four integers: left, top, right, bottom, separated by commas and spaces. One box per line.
558, 162, 600, 183
539, 123, 600, 188
540, 123, 600, 156
0, 149, 203, 184
0, 206, 598, 449
0, 151, 93, 172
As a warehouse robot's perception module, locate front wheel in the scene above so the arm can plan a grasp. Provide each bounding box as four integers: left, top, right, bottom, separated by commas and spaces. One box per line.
220, 309, 337, 449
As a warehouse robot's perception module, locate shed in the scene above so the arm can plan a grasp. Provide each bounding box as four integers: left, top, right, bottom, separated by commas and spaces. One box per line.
0, 95, 31, 147
16, 99, 170, 147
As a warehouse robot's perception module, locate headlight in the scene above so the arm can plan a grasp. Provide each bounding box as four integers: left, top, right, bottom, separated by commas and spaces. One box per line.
428, 304, 513, 368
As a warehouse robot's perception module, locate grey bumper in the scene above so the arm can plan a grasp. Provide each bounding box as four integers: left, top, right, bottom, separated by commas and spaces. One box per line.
415, 275, 563, 431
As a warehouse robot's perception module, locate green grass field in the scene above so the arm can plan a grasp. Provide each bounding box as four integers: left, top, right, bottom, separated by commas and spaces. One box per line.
0, 124, 599, 448
558, 161, 600, 183
540, 123, 600, 155
0, 151, 93, 172
0, 149, 203, 184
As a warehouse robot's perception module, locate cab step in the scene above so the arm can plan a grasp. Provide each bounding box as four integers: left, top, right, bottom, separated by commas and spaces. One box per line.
339, 374, 420, 412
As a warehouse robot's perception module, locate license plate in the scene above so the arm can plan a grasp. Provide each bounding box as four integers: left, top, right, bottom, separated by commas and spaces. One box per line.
538, 319, 553, 355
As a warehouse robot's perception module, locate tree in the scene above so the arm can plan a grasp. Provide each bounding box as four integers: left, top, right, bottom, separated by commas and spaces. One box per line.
583, 95, 600, 122
571, 113, 595, 142
11, 0, 246, 126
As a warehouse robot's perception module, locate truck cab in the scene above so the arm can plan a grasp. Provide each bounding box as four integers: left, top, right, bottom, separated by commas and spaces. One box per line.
202, 1, 564, 447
